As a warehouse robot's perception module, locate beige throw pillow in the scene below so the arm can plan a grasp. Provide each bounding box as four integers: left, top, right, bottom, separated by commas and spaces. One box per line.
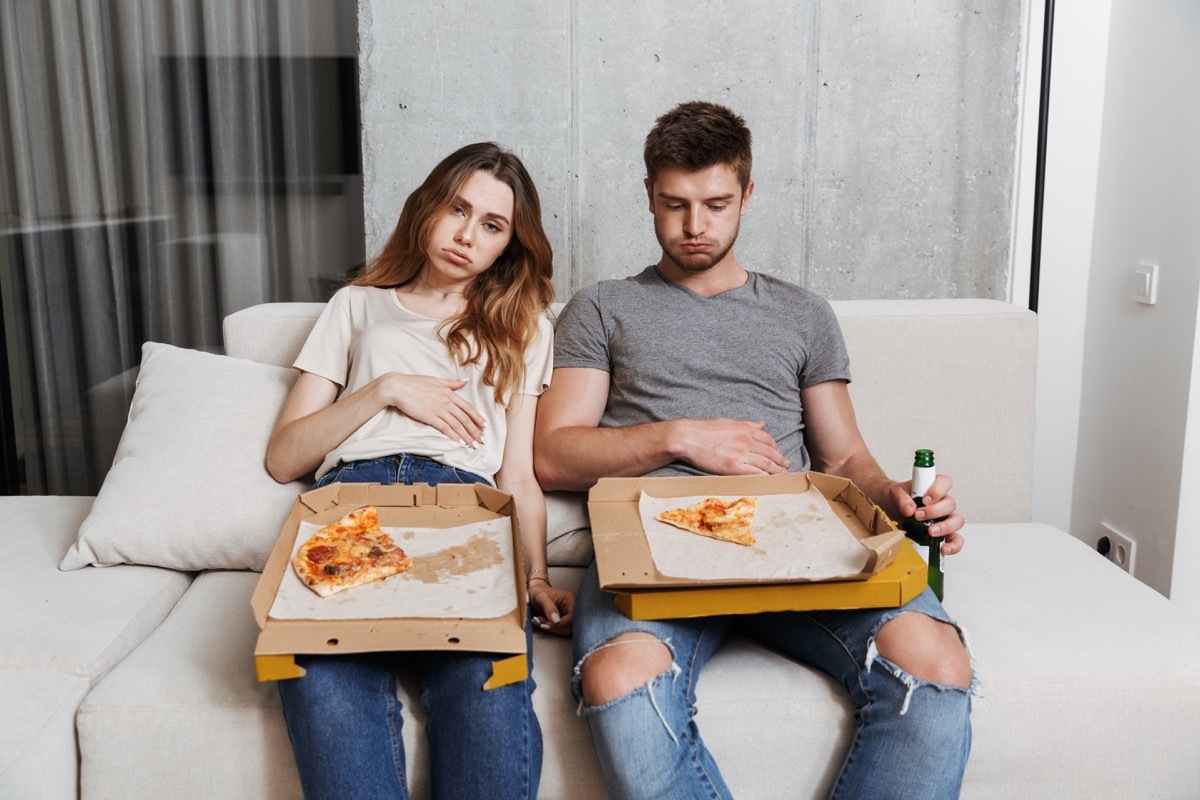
59, 343, 305, 572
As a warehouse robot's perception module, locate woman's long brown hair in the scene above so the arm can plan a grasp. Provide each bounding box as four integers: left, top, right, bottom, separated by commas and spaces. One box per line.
352, 143, 555, 406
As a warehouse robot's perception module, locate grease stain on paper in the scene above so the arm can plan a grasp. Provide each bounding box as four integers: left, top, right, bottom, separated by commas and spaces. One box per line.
407, 534, 503, 583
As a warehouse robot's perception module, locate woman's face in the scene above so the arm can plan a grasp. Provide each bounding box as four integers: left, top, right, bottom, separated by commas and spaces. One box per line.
423, 169, 515, 291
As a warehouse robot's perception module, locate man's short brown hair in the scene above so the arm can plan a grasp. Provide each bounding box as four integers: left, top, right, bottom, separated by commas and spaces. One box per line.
643, 101, 752, 190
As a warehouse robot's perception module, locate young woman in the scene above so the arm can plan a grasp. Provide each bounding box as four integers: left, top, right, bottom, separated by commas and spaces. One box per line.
266, 142, 572, 800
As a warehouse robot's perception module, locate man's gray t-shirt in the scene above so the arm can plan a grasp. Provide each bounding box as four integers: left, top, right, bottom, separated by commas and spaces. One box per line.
553, 265, 851, 478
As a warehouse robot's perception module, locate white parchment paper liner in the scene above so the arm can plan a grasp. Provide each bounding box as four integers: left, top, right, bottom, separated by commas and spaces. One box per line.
268, 516, 517, 620
638, 487, 871, 581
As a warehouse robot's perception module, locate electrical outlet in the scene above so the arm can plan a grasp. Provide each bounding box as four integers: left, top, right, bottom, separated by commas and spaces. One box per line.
1099, 523, 1136, 573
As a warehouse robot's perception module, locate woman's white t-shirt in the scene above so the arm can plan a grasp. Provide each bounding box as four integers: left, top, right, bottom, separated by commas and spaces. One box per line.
294, 285, 554, 482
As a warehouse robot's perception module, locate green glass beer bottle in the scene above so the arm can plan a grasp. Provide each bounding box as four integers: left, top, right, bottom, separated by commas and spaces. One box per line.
904, 448, 945, 600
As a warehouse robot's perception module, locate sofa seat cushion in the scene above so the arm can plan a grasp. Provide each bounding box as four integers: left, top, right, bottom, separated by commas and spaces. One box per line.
697, 635, 853, 797
0, 496, 192, 678
529, 568, 607, 796
76, 523, 1200, 800
77, 570, 304, 800
563, 524, 1200, 800
0, 672, 88, 800
604, 521, 1200, 799
69, 564, 875, 800
76, 567, 604, 800
948, 522, 1200, 799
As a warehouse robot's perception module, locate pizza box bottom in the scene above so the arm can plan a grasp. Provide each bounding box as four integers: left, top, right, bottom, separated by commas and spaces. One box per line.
251, 481, 528, 690
612, 540, 928, 620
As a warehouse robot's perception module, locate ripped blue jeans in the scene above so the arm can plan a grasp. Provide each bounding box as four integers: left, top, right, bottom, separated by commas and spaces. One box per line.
571, 559, 973, 800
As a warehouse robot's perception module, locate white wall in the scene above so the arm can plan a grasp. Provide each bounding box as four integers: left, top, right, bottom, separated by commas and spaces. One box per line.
1028, 0, 1113, 533
1159, 8, 1200, 616
1070, 0, 1200, 596
1174, 280, 1200, 615
1037, 0, 1200, 598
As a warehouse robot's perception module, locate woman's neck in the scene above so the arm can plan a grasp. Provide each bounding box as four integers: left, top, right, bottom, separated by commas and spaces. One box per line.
395, 271, 468, 319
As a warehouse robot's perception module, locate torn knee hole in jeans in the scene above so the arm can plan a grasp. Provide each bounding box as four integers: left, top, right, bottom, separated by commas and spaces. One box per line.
574, 638, 683, 742
864, 614, 978, 715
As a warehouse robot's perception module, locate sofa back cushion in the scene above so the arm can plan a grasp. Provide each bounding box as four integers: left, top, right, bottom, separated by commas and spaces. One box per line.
833, 299, 1036, 523
223, 297, 1036, 526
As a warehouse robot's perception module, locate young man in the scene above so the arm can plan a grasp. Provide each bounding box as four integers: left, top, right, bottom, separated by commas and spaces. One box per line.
534, 101, 973, 799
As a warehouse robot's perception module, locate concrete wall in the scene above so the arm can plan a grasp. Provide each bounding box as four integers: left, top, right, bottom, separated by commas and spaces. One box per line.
358, 1, 1025, 301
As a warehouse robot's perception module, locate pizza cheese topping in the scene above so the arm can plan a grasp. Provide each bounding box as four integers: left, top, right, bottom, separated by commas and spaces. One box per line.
656, 496, 758, 547
292, 505, 413, 597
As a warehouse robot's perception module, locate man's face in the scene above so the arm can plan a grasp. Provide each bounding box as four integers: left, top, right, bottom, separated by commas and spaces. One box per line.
647, 164, 753, 274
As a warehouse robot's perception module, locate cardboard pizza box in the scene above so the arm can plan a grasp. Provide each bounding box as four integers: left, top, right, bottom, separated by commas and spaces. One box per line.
251, 481, 528, 689
590, 471, 924, 619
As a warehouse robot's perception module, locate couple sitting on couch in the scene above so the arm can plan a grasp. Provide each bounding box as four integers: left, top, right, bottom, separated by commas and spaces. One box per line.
264, 100, 974, 800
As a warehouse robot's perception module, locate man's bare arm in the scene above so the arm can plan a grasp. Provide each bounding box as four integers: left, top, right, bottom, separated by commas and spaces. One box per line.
533, 367, 674, 490
533, 367, 789, 491
800, 380, 965, 554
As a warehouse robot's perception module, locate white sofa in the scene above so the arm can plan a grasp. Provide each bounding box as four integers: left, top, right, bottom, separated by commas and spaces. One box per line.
6, 298, 1200, 799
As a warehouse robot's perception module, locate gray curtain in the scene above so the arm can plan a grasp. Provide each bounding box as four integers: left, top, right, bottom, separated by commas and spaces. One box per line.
0, 0, 364, 495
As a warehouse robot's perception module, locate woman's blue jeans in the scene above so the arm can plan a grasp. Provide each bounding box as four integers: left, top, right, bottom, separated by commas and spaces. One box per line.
278, 455, 542, 800
572, 559, 973, 800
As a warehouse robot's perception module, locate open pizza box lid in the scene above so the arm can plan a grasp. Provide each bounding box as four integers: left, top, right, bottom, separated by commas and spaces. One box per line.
590, 471, 905, 593
251, 481, 528, 687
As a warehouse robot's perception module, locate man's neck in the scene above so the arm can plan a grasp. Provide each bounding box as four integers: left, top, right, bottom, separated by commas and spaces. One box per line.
655, 254, 749, 297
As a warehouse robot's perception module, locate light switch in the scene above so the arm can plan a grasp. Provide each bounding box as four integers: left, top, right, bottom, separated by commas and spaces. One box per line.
1133, 263, 1158, 305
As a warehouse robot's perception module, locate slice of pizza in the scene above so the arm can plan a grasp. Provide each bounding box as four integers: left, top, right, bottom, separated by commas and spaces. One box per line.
656, 497, 758, 547
292, 505, 413, 597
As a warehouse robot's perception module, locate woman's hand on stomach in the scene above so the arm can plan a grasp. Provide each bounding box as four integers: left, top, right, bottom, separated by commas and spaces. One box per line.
377, 372, 486, 448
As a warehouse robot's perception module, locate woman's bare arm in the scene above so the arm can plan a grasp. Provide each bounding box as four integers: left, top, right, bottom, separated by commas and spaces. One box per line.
497, 392, 573, 635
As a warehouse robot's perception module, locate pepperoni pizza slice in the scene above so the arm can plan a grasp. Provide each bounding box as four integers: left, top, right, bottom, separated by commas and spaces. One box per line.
292, 505, 413, 597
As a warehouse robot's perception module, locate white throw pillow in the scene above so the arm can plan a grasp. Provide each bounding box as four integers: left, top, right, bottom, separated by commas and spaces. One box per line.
59, 343, 305, 572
